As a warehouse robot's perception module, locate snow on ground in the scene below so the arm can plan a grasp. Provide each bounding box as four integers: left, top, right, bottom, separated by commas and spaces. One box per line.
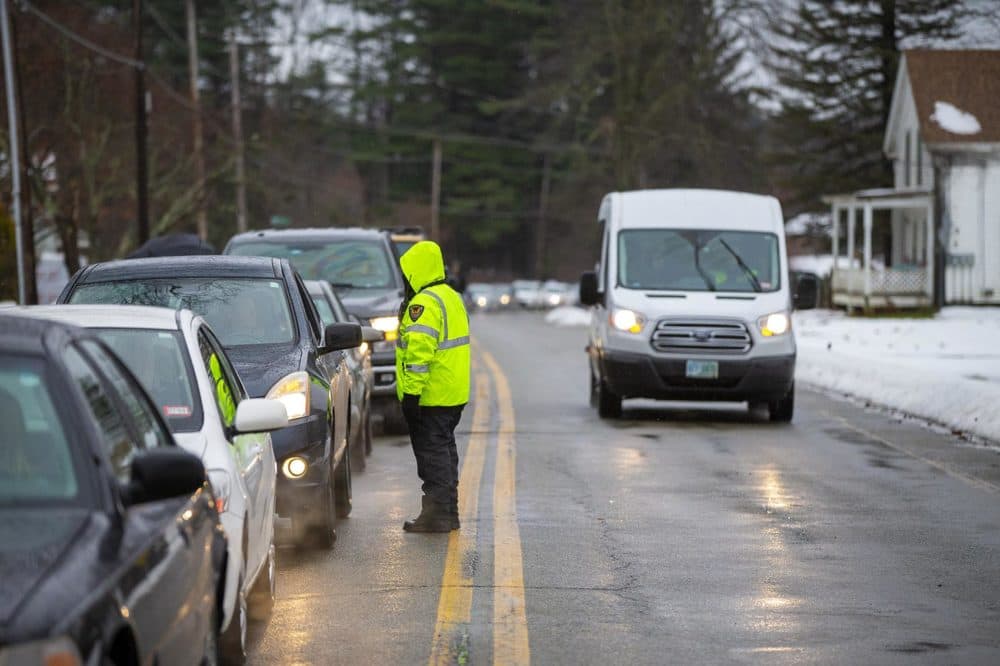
930, 100, 982, 135
795, 307, 1000, 443
545, 306, 592, 327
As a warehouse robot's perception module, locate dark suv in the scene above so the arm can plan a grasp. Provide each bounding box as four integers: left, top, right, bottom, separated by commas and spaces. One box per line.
59, 256, 361, 548
224, 228, 407, 431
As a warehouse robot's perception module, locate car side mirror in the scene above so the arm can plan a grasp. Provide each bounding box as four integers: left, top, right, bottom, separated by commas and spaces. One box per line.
234, 398, 289, 433
792, 271, 820, 311
579, 271, 601, 306
123, 448, 206, 506
361, 325, 384, 343
321, 322, 362, 353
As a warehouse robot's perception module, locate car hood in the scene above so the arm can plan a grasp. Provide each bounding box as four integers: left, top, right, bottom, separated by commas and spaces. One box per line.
0, 508, 93, 630
225, 344, 304, 398
337, 287, 403, 320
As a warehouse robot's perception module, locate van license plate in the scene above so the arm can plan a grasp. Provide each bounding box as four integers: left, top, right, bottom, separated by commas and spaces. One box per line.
686, 360, 718, 379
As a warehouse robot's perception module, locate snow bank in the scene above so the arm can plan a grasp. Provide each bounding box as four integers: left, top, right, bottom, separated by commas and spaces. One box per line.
930, 101, 981, 135
795, 308, 1000, 443
545, 306, 592, 327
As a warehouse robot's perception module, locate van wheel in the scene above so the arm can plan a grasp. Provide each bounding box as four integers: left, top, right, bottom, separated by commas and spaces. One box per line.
768, 384, 795, 423
597, 379, 622, 419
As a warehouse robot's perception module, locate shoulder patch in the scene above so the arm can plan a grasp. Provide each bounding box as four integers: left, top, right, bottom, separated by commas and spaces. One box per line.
408, 304, 425, 321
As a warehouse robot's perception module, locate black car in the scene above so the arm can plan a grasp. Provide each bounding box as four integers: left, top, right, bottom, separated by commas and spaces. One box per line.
223, 228, 407, 432
0, 314, 224, 665
59, 256, 362, 548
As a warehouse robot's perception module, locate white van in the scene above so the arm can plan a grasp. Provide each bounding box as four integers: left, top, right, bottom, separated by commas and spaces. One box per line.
579, 189, 817, 422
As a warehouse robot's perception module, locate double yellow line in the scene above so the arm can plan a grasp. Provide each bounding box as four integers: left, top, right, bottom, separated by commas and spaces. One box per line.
428, 349, 530, 665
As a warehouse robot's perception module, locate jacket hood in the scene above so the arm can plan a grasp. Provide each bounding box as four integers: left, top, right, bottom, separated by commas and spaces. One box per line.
399, 241, 446, 292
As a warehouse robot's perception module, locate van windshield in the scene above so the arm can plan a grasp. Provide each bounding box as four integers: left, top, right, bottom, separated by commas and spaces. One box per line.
618, 229, 781, 293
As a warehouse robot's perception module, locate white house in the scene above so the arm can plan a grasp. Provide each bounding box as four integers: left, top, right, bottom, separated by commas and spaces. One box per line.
824, 49, 1000, 308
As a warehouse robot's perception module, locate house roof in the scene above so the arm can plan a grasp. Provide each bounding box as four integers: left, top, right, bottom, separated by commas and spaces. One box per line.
904, 49, 1000, 145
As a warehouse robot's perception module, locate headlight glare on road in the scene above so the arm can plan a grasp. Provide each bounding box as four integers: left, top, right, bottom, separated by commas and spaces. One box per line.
610, 308, 645, 334
266, 371, 310, 420
282, 456, 308, 479
370, 315, 400, 341
758, 312, 790, 337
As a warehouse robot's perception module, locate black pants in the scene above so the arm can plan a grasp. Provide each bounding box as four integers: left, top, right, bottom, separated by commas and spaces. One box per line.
405, 404, 464, 507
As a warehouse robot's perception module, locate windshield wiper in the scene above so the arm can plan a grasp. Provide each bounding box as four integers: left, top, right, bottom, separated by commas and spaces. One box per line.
718, 239, 762, 292
692, 244, 716, 291
327, 282, 357, 289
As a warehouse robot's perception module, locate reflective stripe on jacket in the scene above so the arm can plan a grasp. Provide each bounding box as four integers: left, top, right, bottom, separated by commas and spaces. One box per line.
396, 241, 471, 406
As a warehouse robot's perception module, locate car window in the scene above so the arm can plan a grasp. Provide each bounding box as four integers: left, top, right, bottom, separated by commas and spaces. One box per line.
63, 344, 136, 483
295, 272, 323, 343
81, 341, 173, 453
197, 328, 244, 429
0, 354, 79, 504
69, 278, 297, 347
311, 294, 338, 327
91, 328, 203, 433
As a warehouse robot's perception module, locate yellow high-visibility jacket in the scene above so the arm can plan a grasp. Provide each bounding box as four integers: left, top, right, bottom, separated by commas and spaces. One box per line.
396, 241, 471, 406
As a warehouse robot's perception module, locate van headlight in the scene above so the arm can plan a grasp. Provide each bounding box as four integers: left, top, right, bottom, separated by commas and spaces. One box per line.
266, 371, 310, 420
610, 308, 645, 334
757, 312, 790, 337
370, 315, 399, 341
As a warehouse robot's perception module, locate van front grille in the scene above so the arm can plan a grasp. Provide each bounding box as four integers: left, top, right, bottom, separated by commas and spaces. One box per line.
651, 319, 752, 354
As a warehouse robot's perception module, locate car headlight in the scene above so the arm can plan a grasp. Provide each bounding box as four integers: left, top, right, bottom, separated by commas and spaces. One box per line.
476, 296, 487, 307
499, 294, 510, 305
610, 308, 645, 334
757, 311, 791, 337
266, 371, 310, 420
282, 456, 308, 479
548, 294, 561, 305
207, 468, 231, 514
370, 315, 399, 341
0, 636, 83, 666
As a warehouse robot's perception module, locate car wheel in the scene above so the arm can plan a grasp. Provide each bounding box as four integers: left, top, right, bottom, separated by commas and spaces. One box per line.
350, 420, 367, 473
589, 367, 599, 408
363, 409, 373, 456
597, 378, 622, 419
768, 383, 795, 423
335, 444, 352, 518
248, 544, 276, 621
219, 575, 247, 665
307, 478, 337, 549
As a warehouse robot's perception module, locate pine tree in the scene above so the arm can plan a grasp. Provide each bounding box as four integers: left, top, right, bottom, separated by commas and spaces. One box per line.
766, 0, 967, 211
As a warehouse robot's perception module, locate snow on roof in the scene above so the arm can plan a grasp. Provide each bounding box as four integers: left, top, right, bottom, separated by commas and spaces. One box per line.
903, 49, 1000, 144
930, 101, 981, 135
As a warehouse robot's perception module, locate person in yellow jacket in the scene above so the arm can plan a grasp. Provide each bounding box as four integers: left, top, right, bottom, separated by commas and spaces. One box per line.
396, 240, 471, 532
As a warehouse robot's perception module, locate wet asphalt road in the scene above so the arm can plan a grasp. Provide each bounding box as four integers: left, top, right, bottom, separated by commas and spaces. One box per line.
247, 311, 1000, 665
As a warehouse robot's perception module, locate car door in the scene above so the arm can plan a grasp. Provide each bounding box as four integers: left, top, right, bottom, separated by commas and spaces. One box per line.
80, 340, 217, 663
63, 342, 215, 666
196, 325, 269, 576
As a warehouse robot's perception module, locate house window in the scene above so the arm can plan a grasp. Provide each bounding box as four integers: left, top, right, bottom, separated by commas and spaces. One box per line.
916, 135, 923, 186
904, 130, 911, 187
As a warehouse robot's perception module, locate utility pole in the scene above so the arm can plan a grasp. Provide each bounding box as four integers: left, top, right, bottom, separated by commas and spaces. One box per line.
228, 35, 247, 233
430, 138, 441, 242
534, 152, 551, 279
1, 0, 24, 303
133, 0, 149, 244
186, 0, 208, 240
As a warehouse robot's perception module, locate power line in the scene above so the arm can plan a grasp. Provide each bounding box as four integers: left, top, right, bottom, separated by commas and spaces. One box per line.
20, 0, 144, 69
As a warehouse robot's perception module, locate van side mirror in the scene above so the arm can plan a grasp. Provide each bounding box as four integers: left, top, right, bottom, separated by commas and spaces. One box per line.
579, 271, 601, 306
792, 271, 820, 310
123, 448, 206, 506
321, 322, 362, 353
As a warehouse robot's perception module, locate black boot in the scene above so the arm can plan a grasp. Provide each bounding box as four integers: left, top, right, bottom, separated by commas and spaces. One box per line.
403, 496, 452, 533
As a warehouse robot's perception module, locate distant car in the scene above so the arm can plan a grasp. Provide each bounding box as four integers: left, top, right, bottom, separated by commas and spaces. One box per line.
383, 226, 427, 259
16, 305, 288, 662
223, 228, 408, 433
305, 279, 384, 469
493, 283, 514, 308
0, 314, 224, 665
466, 282, 497, 311
512, 279, 543, 309
541, 280, 570, 308
59, 256, 362, 548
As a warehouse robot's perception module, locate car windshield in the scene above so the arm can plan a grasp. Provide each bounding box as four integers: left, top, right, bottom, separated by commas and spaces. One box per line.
69, 278, 296, 346
618, 229, 781, 293
91, 329, 203, 433
228, 239, 397, 290
0, 355, 79, 505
